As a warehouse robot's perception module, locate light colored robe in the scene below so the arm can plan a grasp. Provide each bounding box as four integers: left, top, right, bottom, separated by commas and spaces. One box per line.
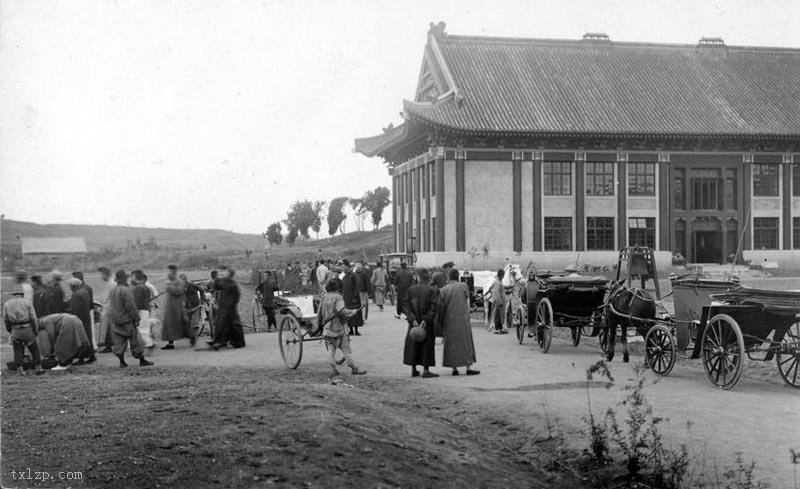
438, 281, 476, 368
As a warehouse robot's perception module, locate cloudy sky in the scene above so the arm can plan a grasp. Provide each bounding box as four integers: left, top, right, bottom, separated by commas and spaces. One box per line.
2, 0, 799, 234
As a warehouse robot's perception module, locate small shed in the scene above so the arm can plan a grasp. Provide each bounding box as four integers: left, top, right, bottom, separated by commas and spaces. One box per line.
20, 237, 87, 267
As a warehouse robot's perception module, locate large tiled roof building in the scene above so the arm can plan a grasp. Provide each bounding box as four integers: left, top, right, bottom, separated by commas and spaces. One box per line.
355, 22, 800, 269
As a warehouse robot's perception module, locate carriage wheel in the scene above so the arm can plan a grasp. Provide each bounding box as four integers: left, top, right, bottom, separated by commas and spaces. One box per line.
644, 324, 676, 376
535, 298, 553, 353
570, 326, 582, 347
279, 316, 303, 369
515, 308, 526, 344
776, 321, 800, 389
701, 314, 745, 390
598, 311, 614, 356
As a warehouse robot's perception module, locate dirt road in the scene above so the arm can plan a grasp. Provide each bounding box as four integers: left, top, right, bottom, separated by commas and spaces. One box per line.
15, 299, 789, 487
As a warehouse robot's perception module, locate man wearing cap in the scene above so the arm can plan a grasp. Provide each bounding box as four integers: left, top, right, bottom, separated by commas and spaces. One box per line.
3, 285, 44, 375
68, 277, 96, 363
15, 269, 34, 303
107, 270, 153, 367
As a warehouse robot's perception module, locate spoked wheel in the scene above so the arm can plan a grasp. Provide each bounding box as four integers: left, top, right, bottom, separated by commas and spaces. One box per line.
252, 297, 270, 333
535, 298, 553, 353
515, 308, 526, 344
197, 306, 214, 338
570, 326, 582, 347
279, 316, 303, 369
776, 321, 800, 388
644, 324, 676, 376
701, 314, 745, 390
598, 311, 614, 357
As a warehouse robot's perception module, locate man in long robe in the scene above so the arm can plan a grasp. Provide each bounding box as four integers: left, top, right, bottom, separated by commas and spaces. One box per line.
393, 262, 414, 319
162, 265, 195, 349
371, 262, 388, 311
341, 262, 363, 336
68, 278, 96, 363
403, 268, 438, 378
95, 267, 115, 352
209, 268, 245, 349
438, 268, 479, 376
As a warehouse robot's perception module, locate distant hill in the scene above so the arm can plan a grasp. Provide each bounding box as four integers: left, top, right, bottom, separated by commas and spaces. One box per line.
1, 218, 264, 253
0, 218, 394, 271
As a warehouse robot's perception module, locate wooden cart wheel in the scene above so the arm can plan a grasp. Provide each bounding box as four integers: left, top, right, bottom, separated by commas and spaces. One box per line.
570, 326, 582, 347
701, 314, 745, 390
252, 297, 269, 333
515, 308, 526, 344
535, 298, 553, 353
279, 315, 303, 369
644, 324, 676, 376
776, 321, 800, 389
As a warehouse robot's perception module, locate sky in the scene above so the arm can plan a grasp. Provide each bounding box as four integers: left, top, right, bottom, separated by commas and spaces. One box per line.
2, 0, 799, 235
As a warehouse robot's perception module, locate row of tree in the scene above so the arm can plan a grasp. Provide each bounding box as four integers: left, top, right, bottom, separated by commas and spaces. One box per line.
263, 186, 391, 246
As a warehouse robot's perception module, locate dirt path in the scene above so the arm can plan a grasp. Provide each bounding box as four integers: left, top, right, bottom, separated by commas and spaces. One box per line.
2, 300, 798, 487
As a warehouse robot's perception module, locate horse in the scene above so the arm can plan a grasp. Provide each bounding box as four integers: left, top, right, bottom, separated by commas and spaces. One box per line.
604, 282, 656, 363
476, 264, 525, 330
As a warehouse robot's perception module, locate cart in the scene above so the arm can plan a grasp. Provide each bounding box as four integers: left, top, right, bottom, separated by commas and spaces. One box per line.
528, 273, 611, 353
663, 286, 800, 390
276, 294, 351, 369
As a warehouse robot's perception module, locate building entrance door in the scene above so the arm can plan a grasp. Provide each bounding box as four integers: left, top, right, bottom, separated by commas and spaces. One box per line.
693, 231, 722, 263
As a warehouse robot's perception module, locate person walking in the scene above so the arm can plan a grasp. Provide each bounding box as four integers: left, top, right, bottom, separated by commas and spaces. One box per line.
356, 262, 372, 323
3, 285, 44, 375
371, 262, 388, 312
67, 278, 96, 364
107, 270, 153, 368
131, 271, 155, 349
162, 265, 195, 349
317, 279, 366, 377
439, 268, 479, 376
490, 269, 508, 334
209, 267, 245, 349
393, 262, 414, 319
341, 261, 363, 336
403, 269, 439, 378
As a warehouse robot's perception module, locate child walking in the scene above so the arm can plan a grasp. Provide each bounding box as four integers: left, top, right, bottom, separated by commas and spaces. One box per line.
317, 279, 367, 377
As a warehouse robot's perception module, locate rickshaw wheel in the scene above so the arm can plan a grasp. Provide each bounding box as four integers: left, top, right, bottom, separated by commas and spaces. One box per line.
536, 298, 553, 354
776, 321, 800, 389
279, 316, 303, 369
515, 308, 526, 344
570, 326, 582, 347
701, 314, 745, 390
644, 324, 676, 376
598, 311, 614, 356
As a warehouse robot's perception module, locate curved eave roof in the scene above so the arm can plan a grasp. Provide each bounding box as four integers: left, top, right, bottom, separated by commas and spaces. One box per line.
402, 35, 800, 138
354, 123, 409, 158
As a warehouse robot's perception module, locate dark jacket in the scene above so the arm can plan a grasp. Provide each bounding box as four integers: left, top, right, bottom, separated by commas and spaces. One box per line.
69, 287, 92, 329
357, 269, 373, 295
133, 284, 151, 311
404, 283, 439, 326
341, 272, 361, 309
394, 269, 414, 297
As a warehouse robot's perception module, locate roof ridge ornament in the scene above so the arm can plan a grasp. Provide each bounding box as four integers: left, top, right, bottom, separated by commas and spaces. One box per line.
582, 32, 610, 42
429, 21, 447, 38
698, 37, 725, 47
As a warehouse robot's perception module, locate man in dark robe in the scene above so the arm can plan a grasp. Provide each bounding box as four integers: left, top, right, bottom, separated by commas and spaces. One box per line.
393, 262, 414, 320
48, 270, 68, 314
341, 261, 363, 336
439, 268, 479, 376
37, 313, 90, 369
209, 268, 245, 349
68, 278, 95, 364
403, 268, 438, 378
31, 274, 50, 318
255, 271, 277, 332
162, 265, 195, 349
357, 262, 372, 322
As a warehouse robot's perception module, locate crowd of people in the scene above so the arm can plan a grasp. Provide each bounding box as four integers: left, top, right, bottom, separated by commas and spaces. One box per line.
4, 257, 494, 380
3, 264, 247, 374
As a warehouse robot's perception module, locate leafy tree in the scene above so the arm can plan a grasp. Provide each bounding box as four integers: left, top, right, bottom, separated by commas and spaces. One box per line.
285, 200, 317, 239
362, 186, 391, 229
285, 226, 298, 246
349, 198, 367, 232
327, 197, 349, 236
264, 222, 283, 247
311, 201, 325, 239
